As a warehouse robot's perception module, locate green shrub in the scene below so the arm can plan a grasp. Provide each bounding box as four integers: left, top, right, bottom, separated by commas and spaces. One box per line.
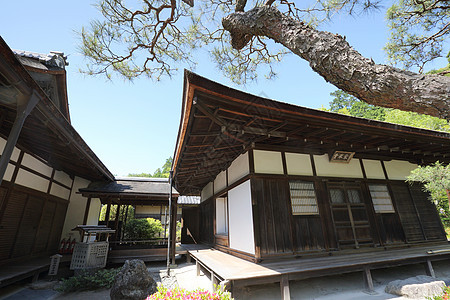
57, 268, 119, 292
124, 218, 163, 240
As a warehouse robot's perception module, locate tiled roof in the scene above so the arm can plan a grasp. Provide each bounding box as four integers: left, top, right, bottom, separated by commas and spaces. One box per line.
13, 49, 68, 69
178, 196, 201, 205
80, 177, 179, 197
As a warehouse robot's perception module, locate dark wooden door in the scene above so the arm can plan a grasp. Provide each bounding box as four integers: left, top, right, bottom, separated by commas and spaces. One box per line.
328, 182, 374, 249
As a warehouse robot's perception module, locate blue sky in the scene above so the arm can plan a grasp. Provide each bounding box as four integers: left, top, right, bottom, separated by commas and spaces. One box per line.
0, 1, 447, 176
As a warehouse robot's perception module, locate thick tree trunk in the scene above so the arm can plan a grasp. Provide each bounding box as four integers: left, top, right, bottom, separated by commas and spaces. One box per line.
223, 6, 450, 119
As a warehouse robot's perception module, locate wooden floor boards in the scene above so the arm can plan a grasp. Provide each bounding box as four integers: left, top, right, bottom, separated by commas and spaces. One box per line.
182, 243, 450, 299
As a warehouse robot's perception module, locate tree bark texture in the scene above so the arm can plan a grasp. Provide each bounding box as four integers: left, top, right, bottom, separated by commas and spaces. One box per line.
223, 7, 450, 119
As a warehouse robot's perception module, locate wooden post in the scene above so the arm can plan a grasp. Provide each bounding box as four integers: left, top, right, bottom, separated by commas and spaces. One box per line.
170, 197, 178, 265
363, 267, 374, 293
122, 205, 129, 241
425, 259, 436, 278
280, 275, 290, 300
211, 271, 218, 290
186, 253, 192, 264
83, 197, 91, 225
196, 260, 200, 276
105, 199, 112, 228
114, 204, 121, 242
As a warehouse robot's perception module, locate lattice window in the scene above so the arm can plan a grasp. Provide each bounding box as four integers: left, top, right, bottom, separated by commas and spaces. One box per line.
369, 184, 395, 213
347, 189, 361, 204
330, 188, 345, 204
289, 181, 319, 215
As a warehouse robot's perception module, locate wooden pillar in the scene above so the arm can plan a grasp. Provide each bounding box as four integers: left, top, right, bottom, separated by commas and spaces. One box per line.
211, 271, 218, 291
122, 205, 129, 241
105, 199, 112, 228
186, 253, 192, 264
196, 260, 200, 276
114, 204, 121, 242
163, 205, 168, 237
425, 259, 436, 278
83, 197, 92, 225
363, 267, 374, 293
170, 197, 178, 264
280, 275, 290, 300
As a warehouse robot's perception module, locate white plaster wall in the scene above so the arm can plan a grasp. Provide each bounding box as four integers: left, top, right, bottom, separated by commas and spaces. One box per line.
201, 182, 213, 202
15, 169, 49, 193
228, 152, 249, 185
384, 160, 418, 180
254, 150, 284, 174
228, 180, 255, 255
214, 170, 227, 194
285, 153, 313, 176
362, 159, 386, 179
0, 137, 20, 162
3, 163, 14, 182
216, 197, 228, 234
86, 198, 102, 225
314, 154, 363, 178
54, 170, 73, 187
50, 183, 71, 200
21, 153, 53, 177
60, 176, 91, 241
135, 205, 162, 214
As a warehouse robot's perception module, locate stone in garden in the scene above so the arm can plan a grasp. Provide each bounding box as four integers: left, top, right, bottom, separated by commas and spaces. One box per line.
110, 259, 157, 300
385, 275, 445, 299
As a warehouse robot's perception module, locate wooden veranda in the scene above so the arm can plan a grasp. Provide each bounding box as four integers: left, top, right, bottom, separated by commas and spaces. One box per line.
183, 242, 450, 299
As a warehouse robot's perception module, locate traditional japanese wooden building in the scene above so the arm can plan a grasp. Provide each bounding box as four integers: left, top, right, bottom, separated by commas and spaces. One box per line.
0, 37, 114, 274
173, 71, 450, 293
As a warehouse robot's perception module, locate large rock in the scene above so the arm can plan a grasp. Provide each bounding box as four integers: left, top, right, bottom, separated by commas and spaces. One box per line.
110, 259, 157, 300
385, 275, 445, 299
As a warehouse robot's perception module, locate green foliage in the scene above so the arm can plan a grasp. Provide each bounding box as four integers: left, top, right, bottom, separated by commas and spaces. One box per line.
407, 162, 450, 204
57, 268, 119, 292
428, 52, 450, 77
100, 205, 134, 222
407, 162, 450, 227
328, 89, 450, 132
384, 109, 450, 133
328, 90, 386, 120
384, 0, 449, 72
147, 285, 233, 300
123, 218, 163, 240
128, 157, 172, 178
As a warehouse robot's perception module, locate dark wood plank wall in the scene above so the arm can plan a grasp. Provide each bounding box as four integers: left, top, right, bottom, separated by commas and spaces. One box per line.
408, 184, 446, 241
374, 213, 405, 244
181, 207, 200, 244
199, 198, 214, 245
0, 185, 68, 265
252, 178, 293, 256
248, 175, 444, 258
390, 182, 426, 242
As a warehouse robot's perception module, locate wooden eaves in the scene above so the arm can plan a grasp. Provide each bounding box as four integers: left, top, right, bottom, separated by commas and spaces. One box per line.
173, 70, 450, 195
0, 36, 114, 182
